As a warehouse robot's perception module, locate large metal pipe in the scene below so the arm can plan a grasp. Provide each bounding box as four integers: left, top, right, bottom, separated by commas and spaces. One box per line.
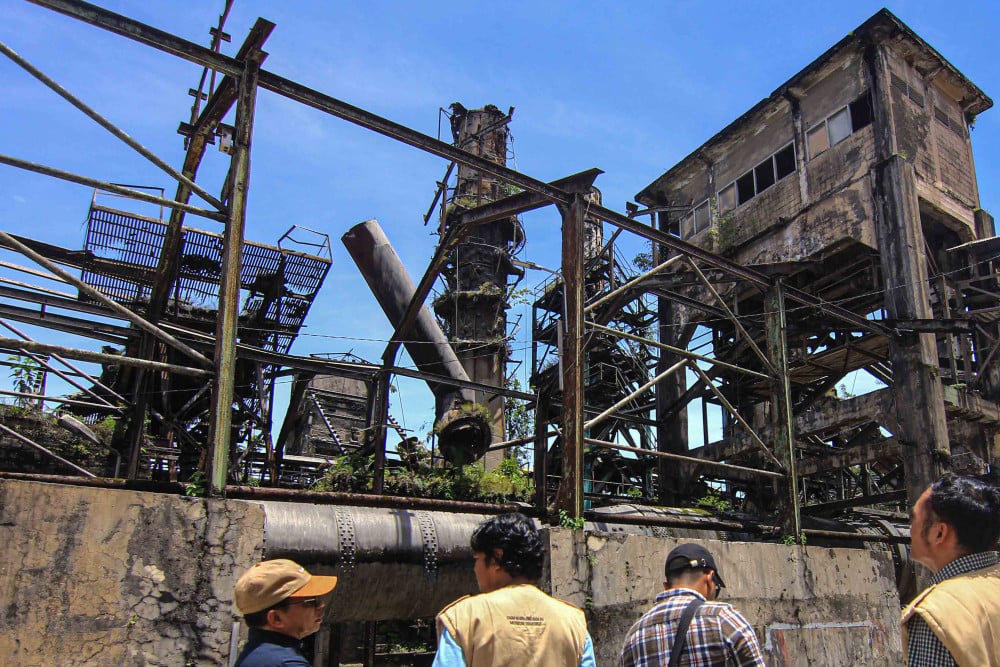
259, 502, 490, 621
342, 219, 490, 464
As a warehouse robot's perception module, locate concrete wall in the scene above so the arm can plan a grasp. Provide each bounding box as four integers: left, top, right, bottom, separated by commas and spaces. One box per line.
0, 478, 265, 666
0, 478, 904, 666
548, 528, 903, 666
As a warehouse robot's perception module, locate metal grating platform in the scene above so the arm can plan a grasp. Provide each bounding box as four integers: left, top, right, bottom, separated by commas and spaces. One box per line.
80, 204, 331, 353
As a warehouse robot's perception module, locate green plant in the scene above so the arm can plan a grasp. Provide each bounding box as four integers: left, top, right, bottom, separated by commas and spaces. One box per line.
7, 354, 42, 407
781, 533, 807, 546
184, 471, 206, 497
633, 245, 653, 271
558, 510, 585, 530
504, 377, 533, 448
696, 487, 732, 512
625, 487, 643, 499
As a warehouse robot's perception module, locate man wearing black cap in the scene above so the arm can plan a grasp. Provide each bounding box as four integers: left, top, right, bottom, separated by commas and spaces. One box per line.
232, 558, 339, 667
620, 543, 764, 666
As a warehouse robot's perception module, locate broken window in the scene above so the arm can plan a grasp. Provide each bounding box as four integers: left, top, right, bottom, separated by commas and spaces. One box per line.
774, 144, 796, 179
716, 142, 796, 213
808, 91, 873, 160
736, 172, 755, 205
849, 93, 873, 131
754, 157, 776, 193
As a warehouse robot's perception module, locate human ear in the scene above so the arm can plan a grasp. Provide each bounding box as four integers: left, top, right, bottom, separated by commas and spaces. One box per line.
266, 608, 286, 630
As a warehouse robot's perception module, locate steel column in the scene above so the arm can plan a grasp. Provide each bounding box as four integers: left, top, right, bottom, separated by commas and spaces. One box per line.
765, 280, 801, 537
208, 59, 258, 495
554, 194, 585, 519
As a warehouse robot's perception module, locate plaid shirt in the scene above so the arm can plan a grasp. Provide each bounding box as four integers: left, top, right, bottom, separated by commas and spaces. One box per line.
620, 589, 765, 667
906, 550, 1000, 667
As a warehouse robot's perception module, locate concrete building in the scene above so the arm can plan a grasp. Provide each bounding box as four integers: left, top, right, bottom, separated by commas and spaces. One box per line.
636, 9, 997, 510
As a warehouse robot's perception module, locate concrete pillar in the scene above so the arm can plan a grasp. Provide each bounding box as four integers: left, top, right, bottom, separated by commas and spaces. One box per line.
872, 156, 950, 508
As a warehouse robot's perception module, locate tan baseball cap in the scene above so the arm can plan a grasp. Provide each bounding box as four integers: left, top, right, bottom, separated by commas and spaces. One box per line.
234, 559, 338, 614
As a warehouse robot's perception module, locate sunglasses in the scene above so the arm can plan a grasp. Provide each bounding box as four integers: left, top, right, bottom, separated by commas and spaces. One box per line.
280, 597, 325, 609
711, 573, 725, 599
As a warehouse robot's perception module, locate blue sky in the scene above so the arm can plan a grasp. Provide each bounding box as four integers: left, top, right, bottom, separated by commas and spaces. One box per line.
1, 1, 998, 442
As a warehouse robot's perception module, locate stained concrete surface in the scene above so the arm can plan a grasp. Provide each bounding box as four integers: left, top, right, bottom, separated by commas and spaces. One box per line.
0, 478, 903, 665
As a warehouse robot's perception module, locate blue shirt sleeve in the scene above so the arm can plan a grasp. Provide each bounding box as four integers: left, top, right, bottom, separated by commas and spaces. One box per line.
432, 628, 467, 667
580, 633, 596, 667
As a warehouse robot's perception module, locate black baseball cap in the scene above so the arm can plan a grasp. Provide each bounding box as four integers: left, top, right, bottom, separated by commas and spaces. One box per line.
664, 543, 725, 588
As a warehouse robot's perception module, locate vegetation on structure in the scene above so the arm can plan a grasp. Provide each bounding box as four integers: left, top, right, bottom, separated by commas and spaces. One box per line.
0, 402, 116, 474
311, 441, 533, 504
696, 486, 732, 512
7, 354, 42, 407
558, 509, 585, 530
432, 400, 492, 436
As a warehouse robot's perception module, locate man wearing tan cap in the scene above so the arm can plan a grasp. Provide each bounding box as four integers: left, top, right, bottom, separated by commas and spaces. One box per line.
232, 558, 338, 667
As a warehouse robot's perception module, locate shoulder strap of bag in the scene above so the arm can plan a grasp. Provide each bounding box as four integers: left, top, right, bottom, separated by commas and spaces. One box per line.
668, 597, 705, 667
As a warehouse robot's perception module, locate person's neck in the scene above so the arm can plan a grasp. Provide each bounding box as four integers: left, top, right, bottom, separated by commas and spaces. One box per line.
931, 547, 970, 574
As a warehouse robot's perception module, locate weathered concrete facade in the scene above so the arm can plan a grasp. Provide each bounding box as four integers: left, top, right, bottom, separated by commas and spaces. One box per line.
0, 478, 903, 666
0, 478, 265, 666
635, 9, 997, 512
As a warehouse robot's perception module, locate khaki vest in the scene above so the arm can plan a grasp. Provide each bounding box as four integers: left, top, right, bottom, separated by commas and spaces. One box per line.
437, 584, 587, 667
901, 562, 1000, 667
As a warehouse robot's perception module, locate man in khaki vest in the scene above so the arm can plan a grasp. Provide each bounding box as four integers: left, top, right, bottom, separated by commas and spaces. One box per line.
433, 512, 595, 667
902, 473, 1000, 666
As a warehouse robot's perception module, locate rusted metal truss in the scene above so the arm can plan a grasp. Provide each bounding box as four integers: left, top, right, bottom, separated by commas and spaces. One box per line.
2, 0, 997, 546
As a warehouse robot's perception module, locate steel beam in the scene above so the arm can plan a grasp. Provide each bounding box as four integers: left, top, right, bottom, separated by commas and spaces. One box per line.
0, 39, 222, 211
584, 437, 785, 480
0, 337, 210, 377
0, 154, 225, 222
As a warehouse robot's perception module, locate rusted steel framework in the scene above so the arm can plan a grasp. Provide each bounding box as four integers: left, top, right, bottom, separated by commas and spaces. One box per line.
2, 3, 993, 555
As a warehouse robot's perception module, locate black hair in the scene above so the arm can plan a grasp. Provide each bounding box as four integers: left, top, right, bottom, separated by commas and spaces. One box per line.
928, 473, 1000, 552
470, 512, 544, 580
242, 598, 293, 629
243, 608, 270, 628
666, 567, 709, 588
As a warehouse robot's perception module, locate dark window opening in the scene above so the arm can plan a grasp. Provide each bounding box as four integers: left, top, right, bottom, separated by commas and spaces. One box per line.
774, 145, 796, 179
736, 172, 755, 205
850, 93, 873, 131
754, 158, 775, 193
